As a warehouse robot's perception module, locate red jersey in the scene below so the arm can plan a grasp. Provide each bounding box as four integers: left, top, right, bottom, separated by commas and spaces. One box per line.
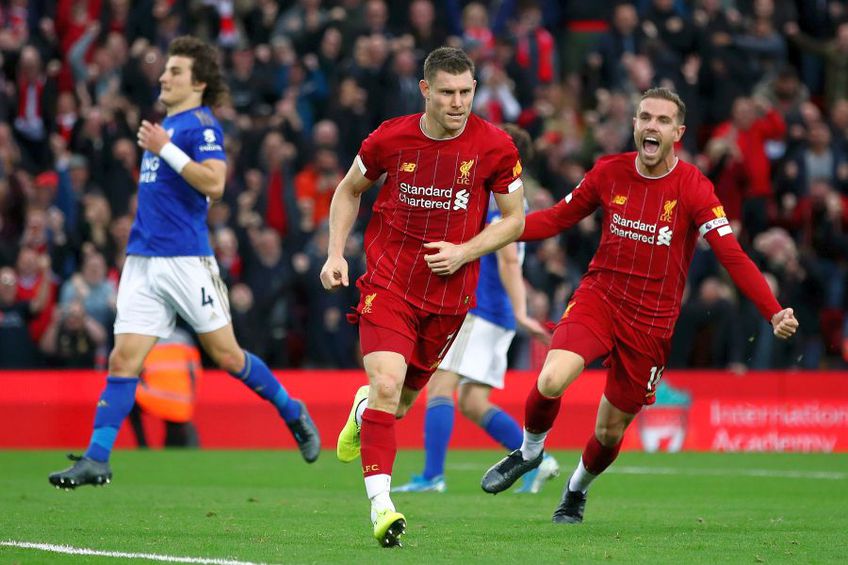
523, 152, 782, 339
356, 113, 523, 315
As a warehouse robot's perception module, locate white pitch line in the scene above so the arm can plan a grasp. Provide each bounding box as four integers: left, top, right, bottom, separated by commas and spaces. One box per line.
445, 462, 846, 480
0, 541, 274, 565
609, 466, 846, 481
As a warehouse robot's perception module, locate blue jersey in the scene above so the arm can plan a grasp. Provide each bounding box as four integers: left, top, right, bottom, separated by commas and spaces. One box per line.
469, 195, 526, 330
127, 106, 226, 257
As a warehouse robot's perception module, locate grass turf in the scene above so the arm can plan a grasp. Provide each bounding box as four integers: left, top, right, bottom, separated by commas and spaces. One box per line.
1, 450, 846, 564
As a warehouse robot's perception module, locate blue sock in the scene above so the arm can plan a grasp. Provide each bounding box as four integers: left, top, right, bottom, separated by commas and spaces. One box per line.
232, 351, 301, 423
481, 407, 523, 451
84, 376, 139, 462
422, 397, 454, 480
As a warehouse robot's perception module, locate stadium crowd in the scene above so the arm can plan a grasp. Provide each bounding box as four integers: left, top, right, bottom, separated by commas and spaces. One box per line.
0, 0, 844, 371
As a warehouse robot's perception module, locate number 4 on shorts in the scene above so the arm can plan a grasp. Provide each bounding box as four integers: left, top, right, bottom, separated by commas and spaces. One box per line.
201, 287, 214, 307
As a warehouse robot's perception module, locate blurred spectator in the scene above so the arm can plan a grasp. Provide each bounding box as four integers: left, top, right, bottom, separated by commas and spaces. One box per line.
785, 19, 848, 109
13, 45, 57, 172
39, 298, 108, 368
0, 260, 51, 368
15, 246, 57, 342
588, 2, 646, 92
709, 95, 786, 237
294, 146, 342, 232
58, 249, 116, 329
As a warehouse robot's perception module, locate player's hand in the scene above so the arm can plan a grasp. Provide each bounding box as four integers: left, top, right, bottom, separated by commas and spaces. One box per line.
516, 315, 552, 346
137, 120, 170, 155
320, 255, 349, 291
771, 307, 799, 339
423, 241, 469, 276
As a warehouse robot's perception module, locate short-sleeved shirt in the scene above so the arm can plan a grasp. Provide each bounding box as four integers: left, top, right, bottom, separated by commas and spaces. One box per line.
548, 152, 731, 339
128, 106, 226, 257
356, 112, 523, 315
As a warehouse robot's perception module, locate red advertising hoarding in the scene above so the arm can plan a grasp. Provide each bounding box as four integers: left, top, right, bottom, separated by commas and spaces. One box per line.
0, 370, 846, 452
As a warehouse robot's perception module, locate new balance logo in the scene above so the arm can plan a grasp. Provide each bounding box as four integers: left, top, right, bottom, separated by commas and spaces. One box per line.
657, 226, 673, 246
453, 189, 469, 210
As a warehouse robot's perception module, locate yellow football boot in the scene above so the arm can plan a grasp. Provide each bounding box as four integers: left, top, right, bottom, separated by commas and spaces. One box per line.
336, 385, 369, 462
372, 509, 406, 547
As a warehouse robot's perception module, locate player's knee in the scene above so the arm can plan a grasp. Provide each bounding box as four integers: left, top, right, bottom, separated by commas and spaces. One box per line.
108, 348, 142, 376
370, 375, 402, 403
594, 424, 625, 447
211, 348, 245, 374
537, 370, 567, 396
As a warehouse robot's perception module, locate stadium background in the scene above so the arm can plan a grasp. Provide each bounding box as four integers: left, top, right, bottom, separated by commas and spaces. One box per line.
0, 0, 847, 453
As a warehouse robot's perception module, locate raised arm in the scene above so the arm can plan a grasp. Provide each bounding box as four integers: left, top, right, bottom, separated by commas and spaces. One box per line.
319, 160, 376, 290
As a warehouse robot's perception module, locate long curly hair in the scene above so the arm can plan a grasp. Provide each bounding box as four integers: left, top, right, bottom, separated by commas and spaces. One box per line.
168, 36, 229, 107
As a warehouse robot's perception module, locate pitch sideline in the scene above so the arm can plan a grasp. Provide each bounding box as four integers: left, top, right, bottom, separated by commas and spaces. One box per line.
0, 541, 275, 565
445, 462, 846, 480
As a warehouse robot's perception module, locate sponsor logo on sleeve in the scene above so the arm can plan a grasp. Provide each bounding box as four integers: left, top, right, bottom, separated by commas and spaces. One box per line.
198, 128, 223, 152
699, 216, 730, 237
712, 205, 726, 218
512, 160, 522, 177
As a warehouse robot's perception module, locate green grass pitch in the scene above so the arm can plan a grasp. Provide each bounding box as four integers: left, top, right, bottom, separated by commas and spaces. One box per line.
1, 450, 846, 563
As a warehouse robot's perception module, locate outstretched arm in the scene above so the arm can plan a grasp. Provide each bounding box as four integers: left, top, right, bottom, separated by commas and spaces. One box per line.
705, 229, 799, 339
319, 160, 375, 290
521, 187, 600, 241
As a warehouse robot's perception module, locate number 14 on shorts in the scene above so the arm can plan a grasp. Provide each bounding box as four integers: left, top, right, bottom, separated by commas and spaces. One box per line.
647, 365, 664, 391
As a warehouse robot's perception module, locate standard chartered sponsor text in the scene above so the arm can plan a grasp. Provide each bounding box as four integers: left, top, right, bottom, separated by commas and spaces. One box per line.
610, 214, 659, 243
399, 182, 453, 209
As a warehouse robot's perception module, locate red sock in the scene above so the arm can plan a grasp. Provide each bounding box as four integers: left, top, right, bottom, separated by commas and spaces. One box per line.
581, 434, 622, 475
525, 384, 562, 434
360, 408, 396, 477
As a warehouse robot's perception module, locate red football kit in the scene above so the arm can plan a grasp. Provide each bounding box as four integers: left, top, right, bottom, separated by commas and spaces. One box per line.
523, 152, 783, 412
354, 113, 523, 389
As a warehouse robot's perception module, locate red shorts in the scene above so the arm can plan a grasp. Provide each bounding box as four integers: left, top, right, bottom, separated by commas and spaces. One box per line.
354, 284, 466, 391
550, 286, 671, 414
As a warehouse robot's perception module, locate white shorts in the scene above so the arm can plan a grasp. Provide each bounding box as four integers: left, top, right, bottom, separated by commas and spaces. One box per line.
114, 255, 231, 338
437, 313, 516, 389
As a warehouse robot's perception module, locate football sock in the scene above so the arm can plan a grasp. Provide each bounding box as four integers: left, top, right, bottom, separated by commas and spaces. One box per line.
520, 430, 548, 461
525, 383, 562, 433
361, 408, 397, 504
567, 459, 596, 493
84, 376, 139, 462
481, 407, 523, 450
422, 396, 454, 480
569, 434, 623, 492
231, 351, 301, 423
